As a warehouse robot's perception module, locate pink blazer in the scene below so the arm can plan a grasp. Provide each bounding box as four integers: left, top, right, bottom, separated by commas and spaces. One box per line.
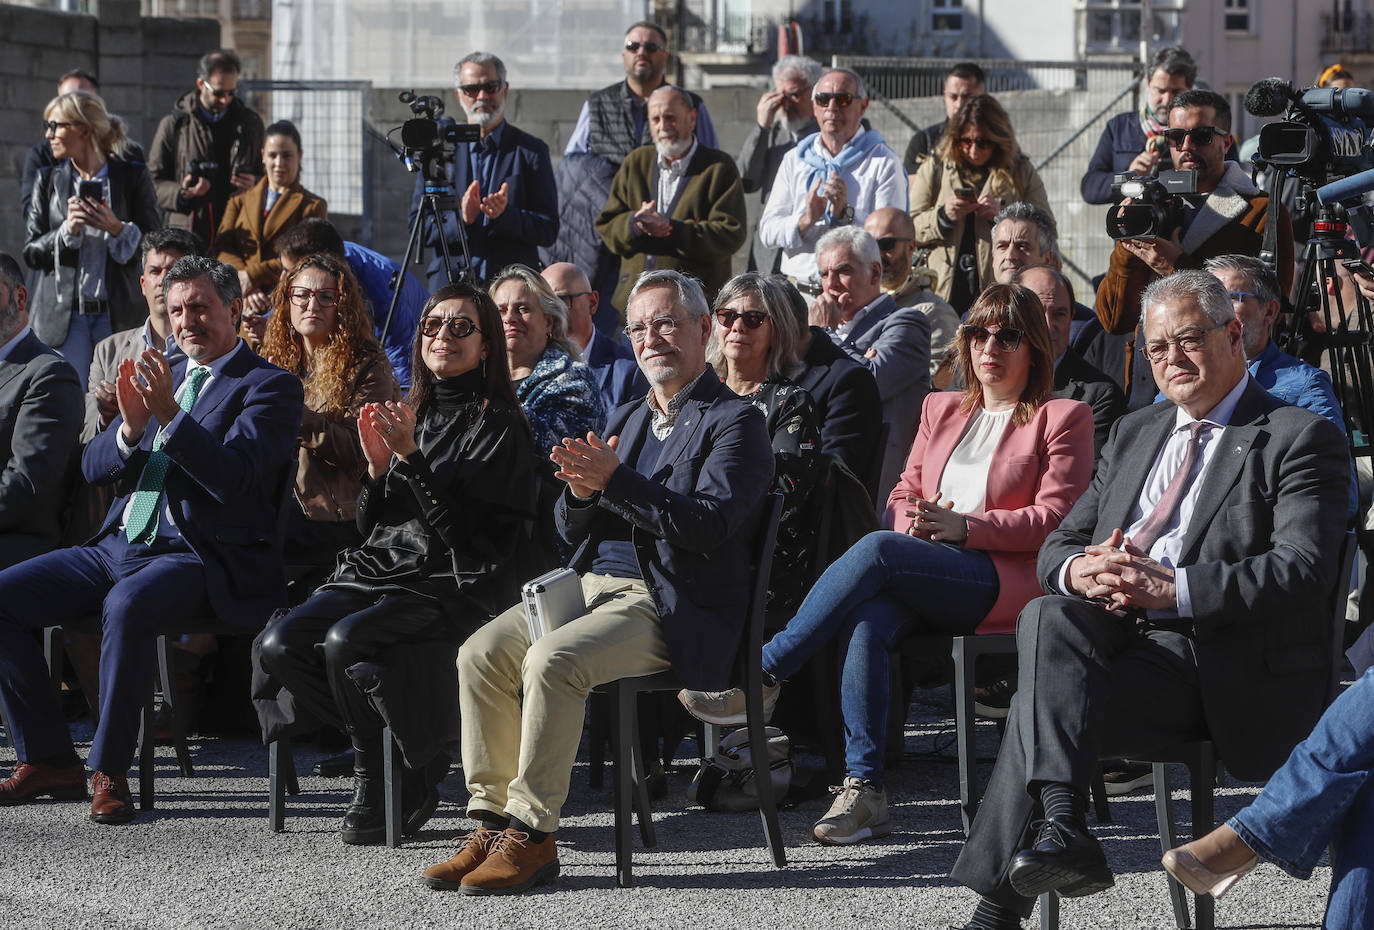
884, 392, 1095, 633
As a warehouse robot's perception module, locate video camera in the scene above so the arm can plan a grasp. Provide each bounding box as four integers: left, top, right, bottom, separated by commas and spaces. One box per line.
395, 91, 481, 186
1245, 78, 1374, 181
1106, 169, 1198, 240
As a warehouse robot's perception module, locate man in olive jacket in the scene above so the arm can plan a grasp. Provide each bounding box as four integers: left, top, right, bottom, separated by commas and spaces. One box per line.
596, 85, 746, 320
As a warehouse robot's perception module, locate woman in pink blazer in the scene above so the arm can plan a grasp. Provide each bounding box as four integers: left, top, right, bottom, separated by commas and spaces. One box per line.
682, 284, 1094, 846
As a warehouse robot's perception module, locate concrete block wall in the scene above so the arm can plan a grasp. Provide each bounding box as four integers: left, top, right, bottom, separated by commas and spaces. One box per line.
0, 2, 218, 261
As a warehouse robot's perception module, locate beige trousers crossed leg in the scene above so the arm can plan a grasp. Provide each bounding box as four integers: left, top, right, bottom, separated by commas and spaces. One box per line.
459, 574, 671, 834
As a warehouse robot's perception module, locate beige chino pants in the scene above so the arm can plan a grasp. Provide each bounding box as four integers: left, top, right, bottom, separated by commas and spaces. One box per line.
459, 574, 671, 833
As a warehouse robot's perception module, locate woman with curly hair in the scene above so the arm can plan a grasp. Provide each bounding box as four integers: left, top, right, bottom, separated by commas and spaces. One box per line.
259, 252, 399, 578
910, 94, 1054, 315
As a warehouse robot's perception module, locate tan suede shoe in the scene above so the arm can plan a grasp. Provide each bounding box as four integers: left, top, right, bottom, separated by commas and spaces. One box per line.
459, 828, 559, 896
420, 827, 499, 890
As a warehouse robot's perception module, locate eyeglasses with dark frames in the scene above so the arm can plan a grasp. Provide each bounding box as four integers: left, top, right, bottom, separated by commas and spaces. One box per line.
715, 309, 770, 330
875, 236, 913, 251
420, 315, 481, 339
554, 291, 592, 305
1142, 322, 1226, 362
42, 120, 77, 133
962, 324, 1025, 352
287, 286, 340, 309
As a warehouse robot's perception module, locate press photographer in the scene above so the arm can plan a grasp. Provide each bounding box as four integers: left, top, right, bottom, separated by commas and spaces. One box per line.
404, 52, 558, 288
1096, 88, 1294, 409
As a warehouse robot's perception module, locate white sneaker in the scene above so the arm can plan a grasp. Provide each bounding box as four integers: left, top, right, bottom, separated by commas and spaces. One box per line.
812, 776, 891, 845
677, 682, 780, 726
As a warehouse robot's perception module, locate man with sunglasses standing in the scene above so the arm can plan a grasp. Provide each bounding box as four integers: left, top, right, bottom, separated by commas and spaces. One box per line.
758, 68, 907, 288
408, 52, 557, 288
864, 206, 957, 381
1096, 89, 1294, 411
148, 49, 264, 251
950, 269, 1350, 930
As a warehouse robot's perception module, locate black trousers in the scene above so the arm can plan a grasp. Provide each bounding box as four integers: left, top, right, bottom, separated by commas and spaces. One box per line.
258, 587, 457, 741
949, 595, 1210, 916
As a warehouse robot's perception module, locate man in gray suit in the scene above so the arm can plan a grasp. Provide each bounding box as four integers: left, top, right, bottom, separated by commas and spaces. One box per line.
949, 269, 1351, 930
808, 227, 930, 505
0, 252, 83, 570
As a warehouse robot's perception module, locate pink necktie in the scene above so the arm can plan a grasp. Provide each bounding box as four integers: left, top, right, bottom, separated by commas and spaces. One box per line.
1131, 421, 1207, 552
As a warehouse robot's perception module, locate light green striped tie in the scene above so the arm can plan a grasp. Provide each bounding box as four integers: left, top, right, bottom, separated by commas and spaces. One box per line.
124, 365, 210, 544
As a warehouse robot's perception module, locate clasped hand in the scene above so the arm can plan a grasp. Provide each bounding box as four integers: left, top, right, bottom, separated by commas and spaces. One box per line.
632, 200, 671, 238
550, 432, 622, 499
115, 350, 181, 445
901, 492, 968, 544
1068, 528, 1177, 611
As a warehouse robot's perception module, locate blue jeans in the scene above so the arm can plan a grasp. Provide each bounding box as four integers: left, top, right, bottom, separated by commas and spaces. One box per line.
54, 310, 112, 387
761, 530, 999, 785
1230, 664, 1374, 930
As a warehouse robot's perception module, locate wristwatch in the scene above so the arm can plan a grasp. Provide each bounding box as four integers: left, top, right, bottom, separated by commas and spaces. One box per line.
837, 205, 855, 225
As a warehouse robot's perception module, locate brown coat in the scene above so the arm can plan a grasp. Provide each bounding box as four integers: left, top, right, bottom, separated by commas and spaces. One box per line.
216, 178, 327, 293
909, 151, 1053, 302
293, 346, 399, 522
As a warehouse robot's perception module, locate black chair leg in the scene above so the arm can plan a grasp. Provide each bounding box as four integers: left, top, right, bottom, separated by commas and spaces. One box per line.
1038, 892, 1059, 930
744, 671, 786, 868
138, 681, 156, 810
1190, 748, 1216, 930
952, 637, 979, 836
1090, 764, 1112, 823
384, 727, 402, 848
611, 683, 635, 888
269, 737, 289, 832
588, 689, 608, 789
1153, 762, 1193, 930
156, 635, 195, 777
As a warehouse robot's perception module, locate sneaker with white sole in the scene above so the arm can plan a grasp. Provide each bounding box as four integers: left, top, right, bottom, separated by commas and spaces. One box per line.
677, 681, 780, 727
812, 776, 891, 845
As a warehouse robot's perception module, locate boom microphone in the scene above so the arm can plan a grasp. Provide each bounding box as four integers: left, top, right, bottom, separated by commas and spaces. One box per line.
1245, 78, 1294, 118
1317, 166, 1374, 205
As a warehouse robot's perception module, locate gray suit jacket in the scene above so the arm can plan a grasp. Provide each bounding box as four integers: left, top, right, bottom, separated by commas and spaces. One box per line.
1037, 378, 1351, 780
827, 293, 931, 505
0, 330, 84, 569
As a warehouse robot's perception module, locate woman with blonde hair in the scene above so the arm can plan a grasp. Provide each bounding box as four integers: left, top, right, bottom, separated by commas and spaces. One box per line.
910, 95, 1054, 314
259, 252, 400, 577
23, 90, 159, 380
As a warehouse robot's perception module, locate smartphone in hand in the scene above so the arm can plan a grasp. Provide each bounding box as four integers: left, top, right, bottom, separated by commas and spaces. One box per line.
77, 179, 105, 203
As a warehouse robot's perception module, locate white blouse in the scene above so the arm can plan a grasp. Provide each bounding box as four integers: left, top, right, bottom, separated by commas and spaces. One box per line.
936, 406, 1013, 514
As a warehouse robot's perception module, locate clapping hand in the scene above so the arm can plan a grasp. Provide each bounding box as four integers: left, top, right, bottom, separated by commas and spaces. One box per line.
550, 432, 622, 499
633, 200, 671, 237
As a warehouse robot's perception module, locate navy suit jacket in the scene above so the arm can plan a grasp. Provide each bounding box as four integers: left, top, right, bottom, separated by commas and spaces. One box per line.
409, 121, 558, 286
83, 342, 304, 629
584, 329, 647, 415
556, 371, 773, 690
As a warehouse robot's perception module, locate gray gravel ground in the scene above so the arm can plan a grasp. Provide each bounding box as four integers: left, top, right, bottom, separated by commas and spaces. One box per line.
0, 690, 1330, 930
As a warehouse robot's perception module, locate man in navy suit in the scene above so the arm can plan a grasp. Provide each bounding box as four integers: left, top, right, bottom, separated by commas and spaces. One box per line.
421, 269, 772, 896
542, 261, 647, 413
408, 51, 558, 287
0, 256, 303, 824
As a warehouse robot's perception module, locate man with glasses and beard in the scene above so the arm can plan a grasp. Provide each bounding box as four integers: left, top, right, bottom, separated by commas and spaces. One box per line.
1096, 89, 1293, 411
596, 85, 746, 320
408, 51, 557, 287
758, 68, 907, 287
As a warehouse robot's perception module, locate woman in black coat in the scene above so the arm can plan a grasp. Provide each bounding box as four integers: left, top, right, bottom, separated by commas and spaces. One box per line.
23, 90, 159, 382
259, 281, 537, 845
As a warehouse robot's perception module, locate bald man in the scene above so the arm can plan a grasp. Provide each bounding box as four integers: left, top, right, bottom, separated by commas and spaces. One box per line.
865, 207, 957, 380
542, 262, 647, 413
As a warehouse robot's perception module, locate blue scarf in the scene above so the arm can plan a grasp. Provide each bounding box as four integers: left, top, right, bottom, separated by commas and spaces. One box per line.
796, 128, 888, 221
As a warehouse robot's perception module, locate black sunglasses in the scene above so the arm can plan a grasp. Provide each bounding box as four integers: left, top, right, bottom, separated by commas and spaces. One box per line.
813, 92, 855, 108
201, 84, 237, 99
42, 120, 77, 133
459, 81, 504, 97
958, 136, 996, 151
716, 309, 770, 330
625, 41, 665, 53
1161, 126, 1227, 148
779, 87, 810, 101
419, 316, 480, 339
875, 236, 913, 251
962, 325, 1024, 352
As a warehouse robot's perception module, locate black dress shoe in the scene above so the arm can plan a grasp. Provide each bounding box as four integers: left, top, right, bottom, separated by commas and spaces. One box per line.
1007, 817, 1114, 898
313, 751, 353, 778
340, 776, 385, 845
401, 752, 450, 836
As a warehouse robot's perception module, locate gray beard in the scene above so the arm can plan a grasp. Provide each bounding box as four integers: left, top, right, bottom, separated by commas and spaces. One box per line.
465, 104, 503, 128
784, 113, 810, 136
655, 137, 691, 160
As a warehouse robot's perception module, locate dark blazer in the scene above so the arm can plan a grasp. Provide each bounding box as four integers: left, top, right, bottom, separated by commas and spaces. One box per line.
556, 371, 774, 690
23, 156, 161, 347
215, 178, 328, 293
409, 121, 558, 286
83, 342, 305, 629
596, 143, 747, 314
0, 331, 84, 569
1037, 378, 1352, 780
793, 326, 883, 497
584, 328, 647, 414
1052, 347, 1127, 460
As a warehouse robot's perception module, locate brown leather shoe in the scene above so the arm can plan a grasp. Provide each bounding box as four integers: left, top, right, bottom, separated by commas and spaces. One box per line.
420, 827, 500, 890
0, 762, 87, 805
89, 771, 135, 825
459, 828, 559, 895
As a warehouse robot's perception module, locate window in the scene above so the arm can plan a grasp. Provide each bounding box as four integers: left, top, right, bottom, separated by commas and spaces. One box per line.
1224, 0, 1251, 33
1081, 1, 1182, 54
933, 0, 964, 33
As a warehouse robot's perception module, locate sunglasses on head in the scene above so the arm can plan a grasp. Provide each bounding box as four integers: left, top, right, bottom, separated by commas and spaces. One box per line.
814, 92, 856, 108
875, 236, 912, 251
625, 41, 665, 54
420, 316, 480, 339
716, 309, 770, 330
459, 81, 504, 97
962, 324, 1025, 352
1161, 125, 1227, 148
